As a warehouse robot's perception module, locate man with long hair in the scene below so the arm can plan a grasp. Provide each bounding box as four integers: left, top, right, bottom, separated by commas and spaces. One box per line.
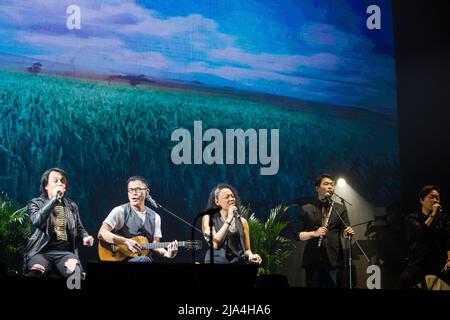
24, 167, 94, 278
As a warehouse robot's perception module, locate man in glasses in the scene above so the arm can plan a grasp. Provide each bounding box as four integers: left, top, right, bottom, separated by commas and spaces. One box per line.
98, 176, 178, 262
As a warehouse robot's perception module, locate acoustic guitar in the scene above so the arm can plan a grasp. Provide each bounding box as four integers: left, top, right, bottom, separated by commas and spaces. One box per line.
98, 235, 202, 261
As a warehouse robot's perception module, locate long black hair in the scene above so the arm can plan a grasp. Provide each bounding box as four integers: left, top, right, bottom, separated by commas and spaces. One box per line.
419, 185, 440, 201
39, 167, 69, 198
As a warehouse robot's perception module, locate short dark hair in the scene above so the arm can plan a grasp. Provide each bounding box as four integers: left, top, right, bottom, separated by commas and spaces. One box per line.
39, 167, 69, 197
419, 185, 440, 200
127, 176, 149, 187
315, 173, 334, 187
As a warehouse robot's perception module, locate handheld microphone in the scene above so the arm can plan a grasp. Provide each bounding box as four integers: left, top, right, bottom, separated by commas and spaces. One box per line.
433, 203, 444, 214
56, 191, 63, 201
233, 208, 241, 219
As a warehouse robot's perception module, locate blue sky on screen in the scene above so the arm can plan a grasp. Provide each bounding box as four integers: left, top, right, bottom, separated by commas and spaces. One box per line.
0, 0, 396, 113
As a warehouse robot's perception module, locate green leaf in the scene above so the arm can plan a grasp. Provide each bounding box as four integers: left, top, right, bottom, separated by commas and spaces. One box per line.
241, 203, 294, 275
0, 193, 30, 274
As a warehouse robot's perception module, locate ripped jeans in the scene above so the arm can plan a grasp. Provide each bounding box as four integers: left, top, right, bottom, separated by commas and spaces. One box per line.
26, 250, 81, 278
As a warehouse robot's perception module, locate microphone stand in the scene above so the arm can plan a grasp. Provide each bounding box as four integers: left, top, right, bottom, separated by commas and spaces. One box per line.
350, 220, 374, 228
333, 192, 353, 206
146, 197, 207, 263
209, 213, 214, 265
191, 209, 218, 265
348, 232, 353, 289
148, 198, 205, 236
331, 194, 370, 289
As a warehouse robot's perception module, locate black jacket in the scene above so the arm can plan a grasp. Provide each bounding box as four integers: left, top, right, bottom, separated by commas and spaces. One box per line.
405, 210, 450, 268
24, 196, 90, 269
298, 200, 350, 267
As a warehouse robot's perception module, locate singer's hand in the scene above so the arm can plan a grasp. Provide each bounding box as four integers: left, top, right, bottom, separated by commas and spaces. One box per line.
314, 227, 328, 237
52, 187, 65, 199
344, 227, 355, 236
227, 205, 238, 220
83, 236, 94, 247
248, 253, 262, 264
432, 203, 441, 216
125, 239, 142, 253
442, 260, 450, 272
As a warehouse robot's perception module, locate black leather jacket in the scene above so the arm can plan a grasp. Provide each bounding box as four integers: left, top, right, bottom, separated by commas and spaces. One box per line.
405, 210, 450, 268
24, 196, 90, 270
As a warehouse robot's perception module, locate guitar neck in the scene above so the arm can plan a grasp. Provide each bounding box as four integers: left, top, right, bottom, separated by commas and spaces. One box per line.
142, 241, 188, 250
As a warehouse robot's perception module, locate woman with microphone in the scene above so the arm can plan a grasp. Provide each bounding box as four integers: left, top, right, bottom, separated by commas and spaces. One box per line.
24, 167, 94, 278
202, 183, 262, 264
399, 185, 450, 289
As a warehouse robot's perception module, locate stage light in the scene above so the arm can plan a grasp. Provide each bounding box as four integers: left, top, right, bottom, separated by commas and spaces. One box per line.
337, 178, 346, 187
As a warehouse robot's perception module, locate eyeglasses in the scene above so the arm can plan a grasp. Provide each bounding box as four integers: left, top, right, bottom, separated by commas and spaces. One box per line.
127, 187, 147, 194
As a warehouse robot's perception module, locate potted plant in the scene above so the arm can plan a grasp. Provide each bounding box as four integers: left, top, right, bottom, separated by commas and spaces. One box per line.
241, 204, 294, 275
0, 192, 30, 275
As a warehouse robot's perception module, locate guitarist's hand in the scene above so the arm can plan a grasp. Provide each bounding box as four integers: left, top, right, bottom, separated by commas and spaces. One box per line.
164, 240, 178, 258
125, 239, 142, 253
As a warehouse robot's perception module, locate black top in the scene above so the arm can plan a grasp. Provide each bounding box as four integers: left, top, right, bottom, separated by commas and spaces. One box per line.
47, 230, 72, 252
405, 210, 450, 269
204, 213, 246, 264
24, 196, 90, 271
46, 203, 73, 252
298, 199, 350, 267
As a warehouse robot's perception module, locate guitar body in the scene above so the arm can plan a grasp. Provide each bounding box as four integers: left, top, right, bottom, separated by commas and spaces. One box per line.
98, 235, 150, 261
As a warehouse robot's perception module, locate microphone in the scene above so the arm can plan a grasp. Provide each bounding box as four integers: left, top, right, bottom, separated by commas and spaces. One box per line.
432, 202, 444, 214
56, 191, 63, 201
322, 192, 333, 206
233, 208, 241, 219
146, 195, 160, 208
324, 191, 333, 198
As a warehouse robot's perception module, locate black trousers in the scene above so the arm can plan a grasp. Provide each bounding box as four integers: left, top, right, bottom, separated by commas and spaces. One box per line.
27, 250, 79, 278
304, 265, 341, 288
399, 263, 449, 289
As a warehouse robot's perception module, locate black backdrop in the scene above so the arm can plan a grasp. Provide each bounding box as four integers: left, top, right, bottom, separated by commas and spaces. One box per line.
393, 0, 450, 211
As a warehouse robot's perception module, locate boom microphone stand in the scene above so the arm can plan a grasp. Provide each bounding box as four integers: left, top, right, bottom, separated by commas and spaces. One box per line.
191, 207, 221, 264
146, 195, 205, 236
145, 195, 207, 263
332, 193, 370, 289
